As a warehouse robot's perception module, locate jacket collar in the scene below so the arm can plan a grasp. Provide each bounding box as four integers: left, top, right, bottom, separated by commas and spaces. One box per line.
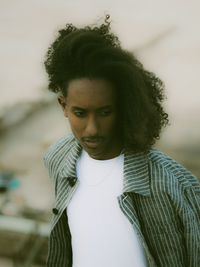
59, 138, 82, 179
123, 152, 151, 196
60, 137, 151, 197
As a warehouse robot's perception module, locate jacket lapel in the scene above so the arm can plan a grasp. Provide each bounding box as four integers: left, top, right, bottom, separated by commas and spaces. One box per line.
120, 152, 155, 265
121, 151, 151, 234
51, 139, 82, 230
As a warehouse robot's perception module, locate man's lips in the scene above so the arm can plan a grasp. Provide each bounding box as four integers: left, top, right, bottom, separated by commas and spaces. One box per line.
82, 138, 103, 149
84, 141, 99, 148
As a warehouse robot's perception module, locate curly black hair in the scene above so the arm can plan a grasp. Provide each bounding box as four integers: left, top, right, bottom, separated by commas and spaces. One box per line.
44, 15, 169, 153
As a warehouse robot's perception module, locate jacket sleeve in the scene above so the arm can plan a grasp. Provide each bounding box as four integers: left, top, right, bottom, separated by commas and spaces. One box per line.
180, 182, 200, 266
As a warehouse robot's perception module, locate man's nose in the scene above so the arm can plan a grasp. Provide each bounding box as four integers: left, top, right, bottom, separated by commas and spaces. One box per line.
85, 115, 98, 136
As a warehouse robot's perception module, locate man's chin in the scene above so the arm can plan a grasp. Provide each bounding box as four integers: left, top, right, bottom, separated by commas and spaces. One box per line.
81, 145, 106, 160
85, 148, 103, 158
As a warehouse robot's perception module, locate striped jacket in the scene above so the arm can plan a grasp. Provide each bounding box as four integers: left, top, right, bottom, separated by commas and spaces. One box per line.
43, 133, 200, 267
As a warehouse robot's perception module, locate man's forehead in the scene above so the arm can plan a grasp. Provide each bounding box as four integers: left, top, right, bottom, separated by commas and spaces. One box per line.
67, 95, 116, 110
66, 78, 117, 107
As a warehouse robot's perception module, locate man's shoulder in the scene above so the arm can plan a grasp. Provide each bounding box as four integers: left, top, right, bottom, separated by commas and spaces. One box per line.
148, 148, 200, 191
43, 133, 76, 170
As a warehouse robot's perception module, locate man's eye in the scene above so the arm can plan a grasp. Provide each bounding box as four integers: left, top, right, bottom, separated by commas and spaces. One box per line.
99, 110, 112, 116
74, 111, 85, 117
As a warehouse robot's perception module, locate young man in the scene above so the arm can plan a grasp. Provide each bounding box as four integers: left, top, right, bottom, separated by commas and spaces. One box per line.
43, 16, 200, 267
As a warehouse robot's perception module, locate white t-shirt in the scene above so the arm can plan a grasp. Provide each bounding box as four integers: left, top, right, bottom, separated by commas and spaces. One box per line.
67, 150, 147, 267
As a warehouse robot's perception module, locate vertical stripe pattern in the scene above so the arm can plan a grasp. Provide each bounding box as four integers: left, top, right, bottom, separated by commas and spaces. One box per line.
43, 134, 200, 267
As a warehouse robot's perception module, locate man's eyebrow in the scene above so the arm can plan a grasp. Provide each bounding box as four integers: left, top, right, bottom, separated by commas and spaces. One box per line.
97, 105, 113, 110
71, 105, 113, 111
71, 106, 86, 111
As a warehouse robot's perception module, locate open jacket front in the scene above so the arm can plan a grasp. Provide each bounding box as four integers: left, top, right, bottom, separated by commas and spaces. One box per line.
43, 134, 200, 267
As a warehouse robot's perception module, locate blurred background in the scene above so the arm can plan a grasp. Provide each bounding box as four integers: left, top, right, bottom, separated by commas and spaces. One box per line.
0, 0, 199, 266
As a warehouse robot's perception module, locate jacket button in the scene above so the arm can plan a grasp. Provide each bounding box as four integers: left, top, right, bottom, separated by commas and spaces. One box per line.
68, 177, 77, 187
52, 208, 58, 215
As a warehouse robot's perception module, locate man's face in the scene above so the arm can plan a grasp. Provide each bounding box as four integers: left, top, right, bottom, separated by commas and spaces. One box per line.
58, 78, 121, 160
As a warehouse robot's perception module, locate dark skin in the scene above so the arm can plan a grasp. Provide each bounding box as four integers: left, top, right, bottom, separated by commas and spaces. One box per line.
58, 78, 122, 160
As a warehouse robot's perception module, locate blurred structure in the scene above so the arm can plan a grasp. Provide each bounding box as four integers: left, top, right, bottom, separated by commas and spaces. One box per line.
0, 0, 199, 265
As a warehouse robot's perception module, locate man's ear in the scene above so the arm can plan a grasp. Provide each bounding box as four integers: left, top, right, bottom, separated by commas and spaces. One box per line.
57, 96, 68, 117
